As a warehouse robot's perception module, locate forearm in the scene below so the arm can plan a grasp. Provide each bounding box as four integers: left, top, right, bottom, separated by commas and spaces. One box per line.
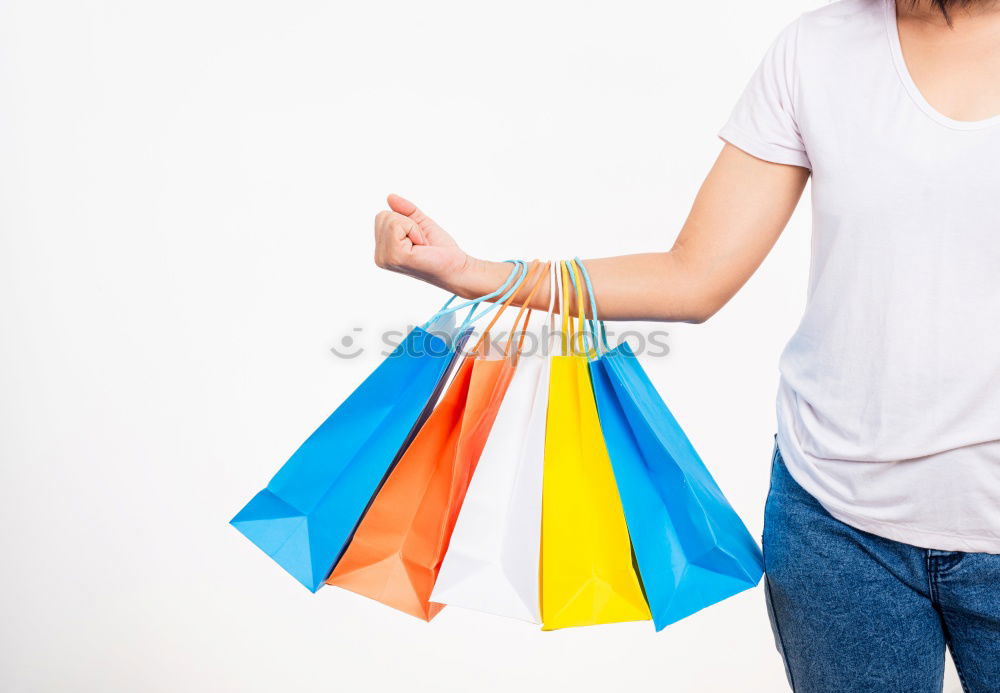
450, 252, 717, 323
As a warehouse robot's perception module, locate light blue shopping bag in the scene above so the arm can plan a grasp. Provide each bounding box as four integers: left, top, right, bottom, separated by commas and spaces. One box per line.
231, 262, 527, 592
574, 259, 763, 631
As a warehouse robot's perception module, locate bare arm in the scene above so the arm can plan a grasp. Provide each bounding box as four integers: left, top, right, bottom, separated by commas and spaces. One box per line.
373, 143, 809, 323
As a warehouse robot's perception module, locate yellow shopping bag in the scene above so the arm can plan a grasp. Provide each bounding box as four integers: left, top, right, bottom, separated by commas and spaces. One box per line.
540, 260, 651, 630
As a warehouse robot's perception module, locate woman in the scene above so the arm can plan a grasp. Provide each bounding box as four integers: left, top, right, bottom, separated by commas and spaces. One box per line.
371, 1, 1000, 690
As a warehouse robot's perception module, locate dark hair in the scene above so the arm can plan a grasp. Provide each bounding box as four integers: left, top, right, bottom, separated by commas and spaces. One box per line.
910, 0, 989, 21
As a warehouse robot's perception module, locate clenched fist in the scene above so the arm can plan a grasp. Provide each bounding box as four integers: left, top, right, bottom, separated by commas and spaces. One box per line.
373, 194, 472, 293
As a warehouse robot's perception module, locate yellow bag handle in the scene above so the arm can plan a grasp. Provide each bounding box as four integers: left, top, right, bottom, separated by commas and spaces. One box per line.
559, 261, 572, 356
569, 260, 587, 356
557, 259, 588, 356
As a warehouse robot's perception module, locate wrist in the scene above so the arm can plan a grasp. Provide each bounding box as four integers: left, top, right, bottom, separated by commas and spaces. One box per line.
447, 256, 510, 300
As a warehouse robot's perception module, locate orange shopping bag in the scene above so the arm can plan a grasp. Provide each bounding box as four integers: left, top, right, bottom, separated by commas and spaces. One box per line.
327, 262, 549, 620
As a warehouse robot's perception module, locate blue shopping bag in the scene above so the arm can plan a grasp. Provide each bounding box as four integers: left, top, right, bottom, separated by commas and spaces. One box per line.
231, 263, 527, 592
574, 260, 764, 631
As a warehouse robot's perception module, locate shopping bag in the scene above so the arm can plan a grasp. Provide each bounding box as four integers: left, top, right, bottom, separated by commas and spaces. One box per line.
231, 263, 525, 592
575, 258, 764, 630
431, 261, 556, 623
539, 261, 650, 630
327, 262, 547, 620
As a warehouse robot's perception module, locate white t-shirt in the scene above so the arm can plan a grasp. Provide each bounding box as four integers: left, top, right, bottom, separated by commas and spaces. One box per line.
720, 0, 1000, 553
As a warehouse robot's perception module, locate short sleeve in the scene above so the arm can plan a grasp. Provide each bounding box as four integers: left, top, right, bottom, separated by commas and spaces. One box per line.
719, 19, 811, 169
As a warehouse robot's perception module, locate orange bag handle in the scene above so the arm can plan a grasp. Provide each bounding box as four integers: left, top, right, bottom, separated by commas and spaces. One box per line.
472, 259, 542, 354
504, 260, 551, 358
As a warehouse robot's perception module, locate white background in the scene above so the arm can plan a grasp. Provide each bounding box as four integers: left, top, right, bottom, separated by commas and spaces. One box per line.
0, 1, 962, 691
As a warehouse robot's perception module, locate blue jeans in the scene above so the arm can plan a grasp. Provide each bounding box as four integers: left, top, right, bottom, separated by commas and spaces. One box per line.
763, 445, 1000, 692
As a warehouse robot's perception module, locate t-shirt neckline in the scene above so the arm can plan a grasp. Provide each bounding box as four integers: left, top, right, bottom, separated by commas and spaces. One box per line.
883, 0, 1000, 131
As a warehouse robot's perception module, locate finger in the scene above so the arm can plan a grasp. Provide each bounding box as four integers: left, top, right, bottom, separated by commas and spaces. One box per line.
387, 193, 435, 230
386, 211, 426, 246
374, 210, 391, 236
387, 193, 416, 216
375, 228, 414, 269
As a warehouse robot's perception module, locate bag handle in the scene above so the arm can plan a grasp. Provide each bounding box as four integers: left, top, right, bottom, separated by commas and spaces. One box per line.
471, 260, 539, 354
544, 260, 560, 355
557, 259, 585, 356
572, 257, 608, 354
567, 260, 588, 356
504, 261, 551, 358
559, 260, 572, 356
462, 259, 529, 329
563, 260, 583, 353
421, 260, 527, 331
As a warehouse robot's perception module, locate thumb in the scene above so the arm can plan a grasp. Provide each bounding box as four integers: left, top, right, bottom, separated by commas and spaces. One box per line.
387, 193, 438, 233
387, 193, 417, 216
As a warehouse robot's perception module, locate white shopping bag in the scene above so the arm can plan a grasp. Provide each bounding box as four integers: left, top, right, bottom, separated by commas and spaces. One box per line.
431, 263, 558, 622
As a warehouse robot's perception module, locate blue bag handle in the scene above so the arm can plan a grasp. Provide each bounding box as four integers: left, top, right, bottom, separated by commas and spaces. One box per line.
462, 260, 529, 327
572, 256, 610, 354
421, 260, 527, 331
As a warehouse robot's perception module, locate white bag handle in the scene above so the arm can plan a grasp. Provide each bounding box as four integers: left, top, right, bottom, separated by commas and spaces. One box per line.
548, 259, 564, 355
